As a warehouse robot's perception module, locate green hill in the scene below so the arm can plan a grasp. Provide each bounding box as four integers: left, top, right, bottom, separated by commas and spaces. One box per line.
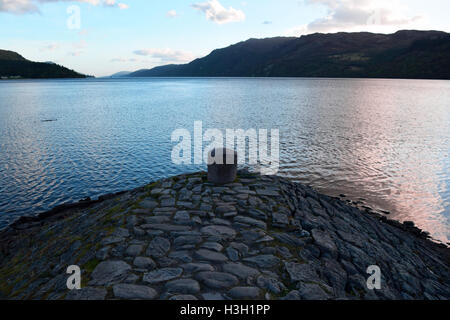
0, 50, 27, 61
0, 49, 86, 79
130, 30, 450, 80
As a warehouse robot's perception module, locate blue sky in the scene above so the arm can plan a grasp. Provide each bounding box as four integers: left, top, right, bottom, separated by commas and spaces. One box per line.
1, 0, 449, 76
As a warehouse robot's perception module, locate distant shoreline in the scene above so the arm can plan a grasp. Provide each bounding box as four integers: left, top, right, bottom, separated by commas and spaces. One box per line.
126, 31, 450, 80
0, 75, 92, 80
2, 76, 450, 81
118, 75, 450, 81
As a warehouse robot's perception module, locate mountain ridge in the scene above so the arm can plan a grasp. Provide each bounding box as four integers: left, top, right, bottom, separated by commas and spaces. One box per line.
0, 49, 87, 79
129, 30, 450, 80
109, 71, 132, 77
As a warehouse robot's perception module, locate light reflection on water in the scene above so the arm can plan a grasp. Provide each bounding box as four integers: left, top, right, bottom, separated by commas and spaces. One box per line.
0, 78, 448, 243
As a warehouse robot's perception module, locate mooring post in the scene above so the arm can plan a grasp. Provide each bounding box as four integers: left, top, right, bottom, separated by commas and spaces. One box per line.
207, 148, 238, 184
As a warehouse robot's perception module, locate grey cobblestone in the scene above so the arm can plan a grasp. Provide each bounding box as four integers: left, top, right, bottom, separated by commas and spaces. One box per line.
0, 170, 448, 301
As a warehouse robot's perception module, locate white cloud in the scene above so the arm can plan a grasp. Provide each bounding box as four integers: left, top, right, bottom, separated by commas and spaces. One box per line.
78, 28, 89, 36
0, 0, 38, 14
0, 0, 128, 14
68, 50, 83, 56
72, 39, 87, 49
65, 39, 87, 56
117, 2, 127, 9
192, 0, 245, 24
103, 0, 128, 9
103, 0, 115, 6
166, 9, 177, 18
111, 57, 137, 62
287, 0, 423, 36
133, 48, 196, 64
40, 43, 60, 51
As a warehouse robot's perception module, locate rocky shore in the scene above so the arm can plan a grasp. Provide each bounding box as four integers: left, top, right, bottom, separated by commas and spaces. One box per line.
0, 170, 449, 300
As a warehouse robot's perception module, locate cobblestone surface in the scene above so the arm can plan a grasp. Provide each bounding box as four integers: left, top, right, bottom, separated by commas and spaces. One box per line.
0, 170, 449, 300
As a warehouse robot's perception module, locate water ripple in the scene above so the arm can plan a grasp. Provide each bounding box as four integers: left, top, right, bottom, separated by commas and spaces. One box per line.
0, 78, 448, 243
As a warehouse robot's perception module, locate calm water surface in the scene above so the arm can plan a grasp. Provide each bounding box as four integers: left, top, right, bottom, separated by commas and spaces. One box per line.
0, 78, 448, 243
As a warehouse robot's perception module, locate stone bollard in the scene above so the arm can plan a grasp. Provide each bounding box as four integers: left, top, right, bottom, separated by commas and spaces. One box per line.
207, 148, 238, 184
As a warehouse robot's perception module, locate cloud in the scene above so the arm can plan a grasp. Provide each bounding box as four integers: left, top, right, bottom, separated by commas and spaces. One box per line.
133, 48, 196, 64
0, 0, 38, 14
111, 57, 137, 63
103, 0, 128, 9
40, 43, 60, 51
287, 0, 423, 36
78, 28, 89, 36
68, 50, 83, 56
192, 0, 245, 24
72, 39, 87, 49
0, 0, 128, 14
65, 39, 87, 56
166, 9, 177, 18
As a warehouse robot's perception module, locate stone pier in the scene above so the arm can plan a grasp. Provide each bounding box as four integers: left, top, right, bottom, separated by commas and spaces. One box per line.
0, 170, 448, 300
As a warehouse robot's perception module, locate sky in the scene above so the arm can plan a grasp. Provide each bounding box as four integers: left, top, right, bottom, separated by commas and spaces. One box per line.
1, 0, 449, 77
